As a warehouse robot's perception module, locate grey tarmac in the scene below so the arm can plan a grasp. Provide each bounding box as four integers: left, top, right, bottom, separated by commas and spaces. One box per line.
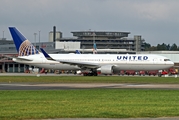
2, 82, 179, 90
1, 83, 179, 90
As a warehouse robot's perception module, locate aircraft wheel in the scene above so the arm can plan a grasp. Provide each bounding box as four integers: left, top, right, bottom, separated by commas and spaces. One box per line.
94, 73, 98, 76
158, 74, 162, 77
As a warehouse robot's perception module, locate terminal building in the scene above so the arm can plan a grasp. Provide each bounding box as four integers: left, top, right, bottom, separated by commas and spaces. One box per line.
48, 26, 144, 54
55, 31, 144, 53
0, 26, 178, 73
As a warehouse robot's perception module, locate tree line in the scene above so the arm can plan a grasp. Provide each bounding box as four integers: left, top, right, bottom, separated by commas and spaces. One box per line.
144, 42, 179, 51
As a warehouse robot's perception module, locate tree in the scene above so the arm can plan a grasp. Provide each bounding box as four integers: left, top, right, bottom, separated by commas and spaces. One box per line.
143, 42, 151, 51
156, 43, 168, 50
148, 46, 157, 51
166, 44, 171, 50
142, 42, 179, 51
170, 43, 178, 51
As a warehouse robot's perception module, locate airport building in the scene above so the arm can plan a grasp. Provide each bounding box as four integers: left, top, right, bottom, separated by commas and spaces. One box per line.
53, 31, 144, 53
0, 26, 178, 73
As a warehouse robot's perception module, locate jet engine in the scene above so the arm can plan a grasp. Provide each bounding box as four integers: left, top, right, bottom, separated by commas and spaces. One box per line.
100, 65, 114, 74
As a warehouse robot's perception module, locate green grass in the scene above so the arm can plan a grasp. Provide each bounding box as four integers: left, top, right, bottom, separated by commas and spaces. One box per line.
1, 89, 179, 120
0, 76, 179, 83
1, 76, 179, 119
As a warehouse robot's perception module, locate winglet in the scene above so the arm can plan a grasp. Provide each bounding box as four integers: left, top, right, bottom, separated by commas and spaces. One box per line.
40, 48, 55, 61
75, 50, 81, 54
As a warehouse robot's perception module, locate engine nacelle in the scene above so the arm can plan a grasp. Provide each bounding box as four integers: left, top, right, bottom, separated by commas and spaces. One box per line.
100, 65, 114, 74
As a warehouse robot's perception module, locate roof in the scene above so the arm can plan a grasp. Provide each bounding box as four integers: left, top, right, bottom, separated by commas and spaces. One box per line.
71, 31, 130, 38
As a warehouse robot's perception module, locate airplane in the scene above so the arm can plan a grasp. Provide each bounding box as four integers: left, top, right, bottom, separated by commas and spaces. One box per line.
9, 27, 174, 76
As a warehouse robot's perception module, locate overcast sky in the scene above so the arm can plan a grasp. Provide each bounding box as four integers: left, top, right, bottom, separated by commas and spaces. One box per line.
1, 0, 179, 46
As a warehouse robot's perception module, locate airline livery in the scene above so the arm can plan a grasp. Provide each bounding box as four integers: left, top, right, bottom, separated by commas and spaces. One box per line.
9, 27, 174, 76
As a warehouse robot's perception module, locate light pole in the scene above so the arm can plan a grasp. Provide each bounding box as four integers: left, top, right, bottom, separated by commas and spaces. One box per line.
2, 31, 4, 39
34, 33, 37, 47
39, 31, 41, 49
93, 32, 95, 44
33, 33, 37, 69
92, 32, 96, 54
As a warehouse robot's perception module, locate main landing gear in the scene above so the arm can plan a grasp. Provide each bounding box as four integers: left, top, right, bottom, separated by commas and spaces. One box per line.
83, 69, 98, 76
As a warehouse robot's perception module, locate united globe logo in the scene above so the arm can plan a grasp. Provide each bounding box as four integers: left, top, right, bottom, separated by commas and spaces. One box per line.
18, 40, 39, 56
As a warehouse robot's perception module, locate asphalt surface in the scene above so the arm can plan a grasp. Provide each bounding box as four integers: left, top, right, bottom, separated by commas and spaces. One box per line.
0, 73, 178, 77
1, 83, 179, 90
0, 73, 179, 90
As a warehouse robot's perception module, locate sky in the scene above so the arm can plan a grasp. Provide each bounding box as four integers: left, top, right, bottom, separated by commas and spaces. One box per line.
1, 0, 179, 46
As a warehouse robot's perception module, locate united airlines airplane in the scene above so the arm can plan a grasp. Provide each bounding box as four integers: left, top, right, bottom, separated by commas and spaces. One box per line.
9, 27, 174, 76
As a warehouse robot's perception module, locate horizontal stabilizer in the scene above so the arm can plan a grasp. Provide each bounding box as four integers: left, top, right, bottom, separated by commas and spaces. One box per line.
14, 57, 33, 61
3, 55, 32, 61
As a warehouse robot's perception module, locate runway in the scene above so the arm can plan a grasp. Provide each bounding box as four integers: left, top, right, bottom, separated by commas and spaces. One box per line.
1, 83, 179, 90
0, 73, 179, 90
0, 72, 178, 77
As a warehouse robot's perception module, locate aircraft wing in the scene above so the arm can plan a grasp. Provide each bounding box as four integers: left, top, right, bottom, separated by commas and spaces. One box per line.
40, 48, 100, 69
57, 60, 99, 68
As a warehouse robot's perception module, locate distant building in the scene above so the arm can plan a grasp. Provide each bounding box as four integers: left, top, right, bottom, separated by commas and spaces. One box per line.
49, 31, 62, 42
58, 31, 145, 52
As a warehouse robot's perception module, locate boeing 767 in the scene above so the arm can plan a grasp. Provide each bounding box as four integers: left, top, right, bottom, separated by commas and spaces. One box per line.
9, 27, 174, 76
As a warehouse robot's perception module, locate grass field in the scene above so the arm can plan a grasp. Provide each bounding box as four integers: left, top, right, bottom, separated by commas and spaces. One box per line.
1, 89, 179, 120
0, 76, 179, 83
1, 76, 179, 120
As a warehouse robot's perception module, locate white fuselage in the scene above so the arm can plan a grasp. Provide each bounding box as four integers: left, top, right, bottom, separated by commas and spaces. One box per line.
13, 53, 174, 71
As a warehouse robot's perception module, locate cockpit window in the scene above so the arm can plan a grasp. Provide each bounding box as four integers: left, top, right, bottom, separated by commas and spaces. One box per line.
164, 59, 171, 61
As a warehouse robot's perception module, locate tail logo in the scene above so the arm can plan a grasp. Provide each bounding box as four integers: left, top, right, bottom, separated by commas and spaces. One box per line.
19, 40, 39, 56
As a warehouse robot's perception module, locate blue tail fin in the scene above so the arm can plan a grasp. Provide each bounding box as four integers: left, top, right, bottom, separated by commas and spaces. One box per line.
93, 43, 97, 54
9, 27, 40, 56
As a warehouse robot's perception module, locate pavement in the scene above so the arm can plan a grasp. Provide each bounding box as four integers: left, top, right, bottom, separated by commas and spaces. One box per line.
1, 83, 179, 90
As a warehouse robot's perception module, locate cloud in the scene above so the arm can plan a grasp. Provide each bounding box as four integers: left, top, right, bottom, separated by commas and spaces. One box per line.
129, 0, 179, 22
1, 0, 179, 46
